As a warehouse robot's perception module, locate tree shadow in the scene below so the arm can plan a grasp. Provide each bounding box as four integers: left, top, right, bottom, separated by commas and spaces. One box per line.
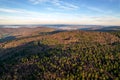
0, 41, 63, 79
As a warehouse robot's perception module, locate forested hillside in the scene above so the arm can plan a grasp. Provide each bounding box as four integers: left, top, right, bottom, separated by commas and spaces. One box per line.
0, 30, 120, 80
0, 27, 55, 39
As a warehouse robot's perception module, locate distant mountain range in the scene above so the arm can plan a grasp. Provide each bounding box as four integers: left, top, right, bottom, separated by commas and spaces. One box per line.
81, 26, 120, 31
0, 25, 120, 38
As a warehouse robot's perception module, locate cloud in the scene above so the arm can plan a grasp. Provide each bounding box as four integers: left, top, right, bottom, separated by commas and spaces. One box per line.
52, 0, 79, 10
82, 5, 113, 15
0, 8, 120, 25
94, 16, 120, 22
1, 15, 120, 25
29, 0, 49, 4
0, 8, 77, 24
28, 0, 79, 10
0, 8, 47, 16
86, 6, 104, 13
0, 8, 24, 13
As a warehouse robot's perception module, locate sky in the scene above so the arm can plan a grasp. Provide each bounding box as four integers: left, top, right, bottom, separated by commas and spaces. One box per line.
0, 0, 120, 25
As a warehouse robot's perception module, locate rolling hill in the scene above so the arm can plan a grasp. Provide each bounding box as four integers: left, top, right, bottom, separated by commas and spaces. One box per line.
0, 27, 56, 43
0, 27, 55, 38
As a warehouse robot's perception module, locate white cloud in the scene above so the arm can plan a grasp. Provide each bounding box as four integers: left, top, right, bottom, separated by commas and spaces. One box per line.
0, 8, 120, 25
0, 8, 24, 13
0, 8, 47, 16
52, 1, 79, 10
94, 16, 120, 22
86, 6, 104, 13
28, 0, 79, 10
29, 0, 49, 4
82, 5, 113, 15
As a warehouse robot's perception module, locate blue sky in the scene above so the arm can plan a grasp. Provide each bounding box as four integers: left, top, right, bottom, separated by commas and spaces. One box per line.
0, 0, 120, 25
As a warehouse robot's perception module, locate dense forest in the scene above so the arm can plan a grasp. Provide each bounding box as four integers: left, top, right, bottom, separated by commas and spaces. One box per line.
0, 30, 120, 80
